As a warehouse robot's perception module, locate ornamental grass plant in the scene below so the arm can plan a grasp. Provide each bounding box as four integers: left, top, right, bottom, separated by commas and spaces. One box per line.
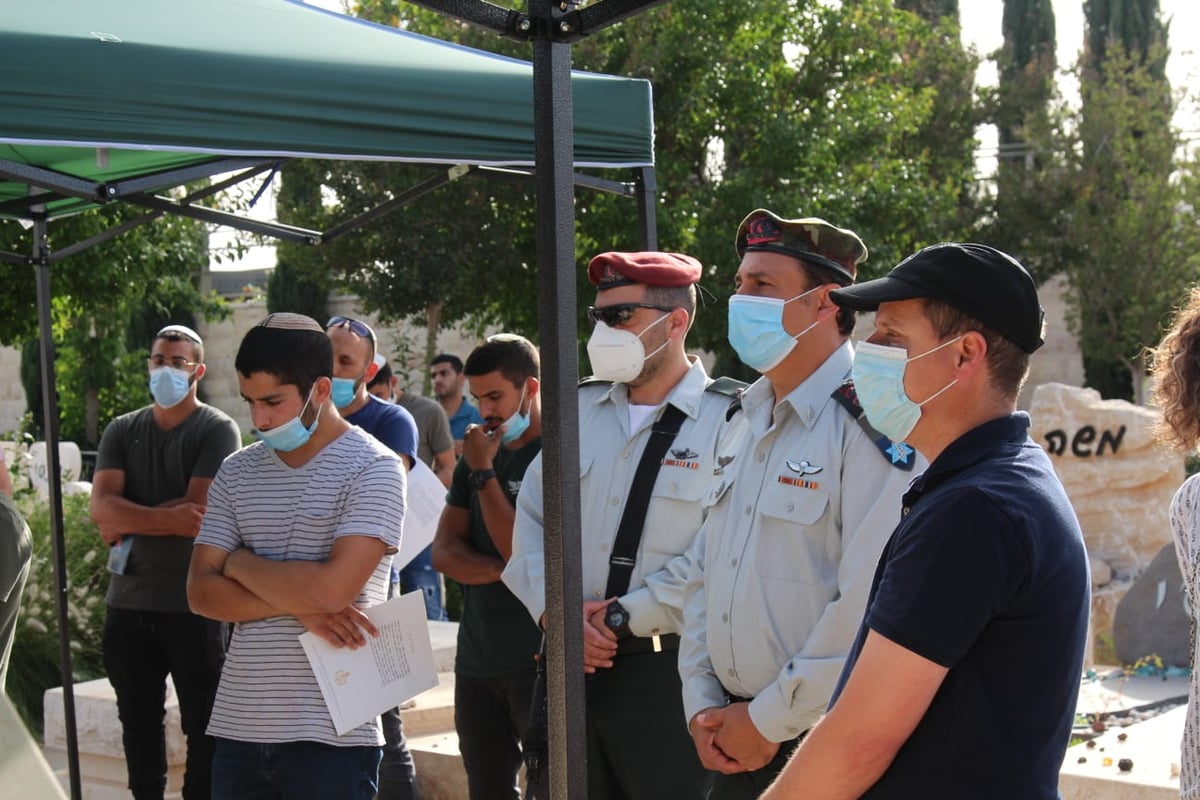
6, 488, 109, 738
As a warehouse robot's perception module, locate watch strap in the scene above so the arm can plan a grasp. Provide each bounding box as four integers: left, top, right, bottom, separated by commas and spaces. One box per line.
469, 467, 496, 489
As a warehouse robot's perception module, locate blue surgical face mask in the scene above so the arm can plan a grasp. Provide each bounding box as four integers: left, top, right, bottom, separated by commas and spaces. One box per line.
850, 336, 963, 442
254, 385, 323, 452
149, 366, 192, 409
726, 286, 822, 372
500, 383, 531, 444
331, 377, 357, 410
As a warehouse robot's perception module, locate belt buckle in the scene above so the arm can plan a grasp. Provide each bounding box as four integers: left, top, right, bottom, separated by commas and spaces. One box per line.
651, 635, 662, 653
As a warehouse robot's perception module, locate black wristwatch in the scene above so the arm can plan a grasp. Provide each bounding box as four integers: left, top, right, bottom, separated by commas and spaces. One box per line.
468, 468, 496, 490
604, 599, 632, 639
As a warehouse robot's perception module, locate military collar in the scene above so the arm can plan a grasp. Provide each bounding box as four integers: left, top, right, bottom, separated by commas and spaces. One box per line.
590, 355, 709, 421
741, 341, 853, 432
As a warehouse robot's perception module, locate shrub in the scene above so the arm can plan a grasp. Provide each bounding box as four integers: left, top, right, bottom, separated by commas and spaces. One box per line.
5, 492, 109, 738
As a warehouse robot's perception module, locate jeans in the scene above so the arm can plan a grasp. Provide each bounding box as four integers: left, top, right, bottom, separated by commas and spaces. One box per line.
454, 667, 537, 800
378, 579, 420, 800
398, 545, 448, 621
211, 738, 382, 800
102, 607, 227, 800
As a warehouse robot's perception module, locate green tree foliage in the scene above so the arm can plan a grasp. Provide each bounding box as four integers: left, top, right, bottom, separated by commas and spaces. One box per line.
1069, 45, 1196, 402
1075, 0, 1177, 399
984, 0, 1060, 281
1084, 0, 1170, 78
895, 0, 959, 22
277, 0, 982, 368
270, 161, 330, 323
4, 491, 109, 736
0, 207, 217, 445
996, 0, 1057, 152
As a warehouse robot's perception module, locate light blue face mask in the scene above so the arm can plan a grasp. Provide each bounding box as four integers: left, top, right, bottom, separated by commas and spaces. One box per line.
254, 386, 322, 452
851, 336, 963, 442
726, 286, 822, 372
330, 376, 357, 409
499, 383, 531, 444
149, 366, 192, 409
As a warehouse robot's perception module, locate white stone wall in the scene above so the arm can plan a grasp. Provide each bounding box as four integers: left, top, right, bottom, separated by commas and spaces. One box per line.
195, 298, 495, 437
1023, 274, 1084, 408
0, 344, 24, 435
0, 275, 1084, 437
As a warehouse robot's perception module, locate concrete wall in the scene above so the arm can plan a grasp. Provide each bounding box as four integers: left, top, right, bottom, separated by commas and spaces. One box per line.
0, 274, 1085, 437
0, 344, 24, 435
195, 297, 497, 437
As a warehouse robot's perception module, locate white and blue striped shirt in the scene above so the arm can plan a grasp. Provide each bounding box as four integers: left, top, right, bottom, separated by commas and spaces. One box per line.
198, 427, 406, 747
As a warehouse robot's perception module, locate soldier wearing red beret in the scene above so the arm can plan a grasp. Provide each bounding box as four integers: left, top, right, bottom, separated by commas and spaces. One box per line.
506, 250, 747, 798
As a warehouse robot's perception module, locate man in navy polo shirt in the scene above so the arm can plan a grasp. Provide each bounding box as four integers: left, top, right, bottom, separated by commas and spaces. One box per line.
764, 243, 1090, 799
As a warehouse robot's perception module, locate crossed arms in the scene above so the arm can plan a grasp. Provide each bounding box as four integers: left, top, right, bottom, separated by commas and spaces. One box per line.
188, 535, 389, 647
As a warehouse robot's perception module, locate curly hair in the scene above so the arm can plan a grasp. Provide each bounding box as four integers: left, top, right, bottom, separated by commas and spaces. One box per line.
1151, 286, 1200, 452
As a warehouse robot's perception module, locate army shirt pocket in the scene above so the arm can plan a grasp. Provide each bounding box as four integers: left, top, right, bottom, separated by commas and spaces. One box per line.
643, 468, 710, 557
754, 481, 831, 581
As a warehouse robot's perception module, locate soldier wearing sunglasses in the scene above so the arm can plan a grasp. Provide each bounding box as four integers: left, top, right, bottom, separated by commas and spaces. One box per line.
505, 251, 747, 799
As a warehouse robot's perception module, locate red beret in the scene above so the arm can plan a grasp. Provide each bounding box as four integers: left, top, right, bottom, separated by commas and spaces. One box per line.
587, 251, 703, 289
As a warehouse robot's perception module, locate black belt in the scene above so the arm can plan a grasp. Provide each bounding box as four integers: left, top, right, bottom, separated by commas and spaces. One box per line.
615, 633, 680, 656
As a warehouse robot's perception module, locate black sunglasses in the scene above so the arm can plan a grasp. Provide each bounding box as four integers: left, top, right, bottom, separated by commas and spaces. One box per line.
327, 315, 376, 344
586, 303, 674, 328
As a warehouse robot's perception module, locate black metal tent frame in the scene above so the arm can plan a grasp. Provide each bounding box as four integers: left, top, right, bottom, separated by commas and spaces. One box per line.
7, 1, 665, 797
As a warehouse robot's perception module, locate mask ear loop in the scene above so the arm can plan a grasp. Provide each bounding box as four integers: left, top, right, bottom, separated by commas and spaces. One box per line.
782, 284, 824, 342
907, 335, 965, 406
637, 311, 674, 362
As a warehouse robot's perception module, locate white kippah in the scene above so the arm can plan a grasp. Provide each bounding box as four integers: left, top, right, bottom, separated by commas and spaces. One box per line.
156, 324, 203, 346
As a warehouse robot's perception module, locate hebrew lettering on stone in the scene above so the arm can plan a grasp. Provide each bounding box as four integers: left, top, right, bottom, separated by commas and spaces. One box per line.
1043, 425, 1126, 457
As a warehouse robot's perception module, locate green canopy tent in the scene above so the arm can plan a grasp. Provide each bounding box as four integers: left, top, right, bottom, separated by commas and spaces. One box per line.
0, 0, 654, 224
0, 2, 658, 796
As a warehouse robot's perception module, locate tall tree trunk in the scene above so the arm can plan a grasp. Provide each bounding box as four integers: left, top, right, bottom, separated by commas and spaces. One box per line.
422, 301, 443, 396
85, 387, 99, 452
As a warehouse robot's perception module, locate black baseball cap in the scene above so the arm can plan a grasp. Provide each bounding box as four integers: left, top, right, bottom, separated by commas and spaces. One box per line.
830, 242, 1045, 354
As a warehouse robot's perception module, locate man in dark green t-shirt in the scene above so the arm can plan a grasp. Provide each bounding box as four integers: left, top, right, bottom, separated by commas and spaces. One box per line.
431, 334, 543, 800
90, 324, 241, 800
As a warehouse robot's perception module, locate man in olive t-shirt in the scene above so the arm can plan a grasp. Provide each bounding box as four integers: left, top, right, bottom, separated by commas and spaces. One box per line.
90, 325, 241, 800
430, 335, 543, 800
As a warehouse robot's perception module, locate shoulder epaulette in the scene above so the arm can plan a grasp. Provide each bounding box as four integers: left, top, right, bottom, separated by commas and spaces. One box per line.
706, 376, 748, 398
830, 379, 916, 471
707, 376, 748, 422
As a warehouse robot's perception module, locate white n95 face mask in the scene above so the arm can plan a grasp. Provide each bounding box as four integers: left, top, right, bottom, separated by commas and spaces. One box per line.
586, 314, 670, 383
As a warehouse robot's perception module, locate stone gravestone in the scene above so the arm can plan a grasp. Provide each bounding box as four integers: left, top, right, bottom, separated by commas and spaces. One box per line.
1029, 383, 1185, 663
1112, 542, 1190, 669
1029, 383, 1183, 577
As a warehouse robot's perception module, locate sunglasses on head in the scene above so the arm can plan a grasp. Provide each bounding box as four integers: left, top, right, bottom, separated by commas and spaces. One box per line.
586, 303, 674, 328
327, 316, 376, 344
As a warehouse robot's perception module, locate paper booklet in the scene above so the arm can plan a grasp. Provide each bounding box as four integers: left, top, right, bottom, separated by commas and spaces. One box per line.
299, 590, 438, 735
395, 459, 446, 571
